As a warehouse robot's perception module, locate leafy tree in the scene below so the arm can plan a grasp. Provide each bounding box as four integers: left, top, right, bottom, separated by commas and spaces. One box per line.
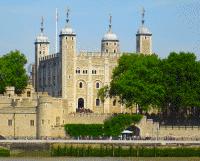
108, 53, 164, 113
0, 50, 28, 94
160, 52, 200, 120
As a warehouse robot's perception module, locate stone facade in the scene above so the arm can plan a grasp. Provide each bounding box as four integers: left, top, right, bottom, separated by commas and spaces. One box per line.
34, 12, 152, 114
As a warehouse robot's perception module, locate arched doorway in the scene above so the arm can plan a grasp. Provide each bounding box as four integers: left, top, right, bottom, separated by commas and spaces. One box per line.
78, 98, 84, 109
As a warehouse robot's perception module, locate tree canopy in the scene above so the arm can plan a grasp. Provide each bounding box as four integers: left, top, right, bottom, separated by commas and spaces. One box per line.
108, 53, 164, 112
0, 50, 28, 94
99, 52, 200, 120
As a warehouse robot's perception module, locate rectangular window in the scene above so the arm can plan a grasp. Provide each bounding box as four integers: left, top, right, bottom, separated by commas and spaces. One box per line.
30, 120, 34, 126
8, 120, 12, 126
96, 99, 100, 106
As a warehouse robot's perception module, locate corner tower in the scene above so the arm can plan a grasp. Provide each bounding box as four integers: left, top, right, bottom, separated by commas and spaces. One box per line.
34, 17, 49, 91
101, 15, 120, 54
136, 8, 152, 55
59, 9, 76, 111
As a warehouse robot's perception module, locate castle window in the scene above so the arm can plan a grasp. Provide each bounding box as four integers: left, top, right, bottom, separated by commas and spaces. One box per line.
83, 70, 88, 74
27, 91, 31, 97
113, 99, 116, 106
106, 49, 108, 53
8, 120, 12, 126
114, 42, 116, 45
72, 37, 74, 40
66, 37, 67, 40
96, 82, 100, 89
39, 51, 42, 55
76, 68, 80, 74
114, 50, 116, 53
92, 70, 97, 74
79, 82, 83, 88
30, 120, 34, 126
96, 99, 100, 106
106, 42, 108, 46
42, 120, 44, 125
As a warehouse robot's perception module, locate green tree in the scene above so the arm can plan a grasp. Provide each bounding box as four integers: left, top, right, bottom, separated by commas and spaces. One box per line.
0, 50, 28, 94
160, 52, 200, 120
108, 53, 164, 113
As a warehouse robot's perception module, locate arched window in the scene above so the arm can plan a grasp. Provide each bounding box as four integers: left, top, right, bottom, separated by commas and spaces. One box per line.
79, 82, 83, 88
113, 99, 116, 106
27, 91, 31, 97
96, 99, 100, 106
114, 50, 116, 53
96, 82, 100, 89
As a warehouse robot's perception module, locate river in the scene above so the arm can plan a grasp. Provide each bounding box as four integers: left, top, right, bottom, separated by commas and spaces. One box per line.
0, 158, 200, 161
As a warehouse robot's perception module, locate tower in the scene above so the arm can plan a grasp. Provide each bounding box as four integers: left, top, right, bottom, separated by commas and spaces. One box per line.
59, 9, 76, 112
101, 15, 120, 54
34, 17, 50, 91
136, 8, 152, 55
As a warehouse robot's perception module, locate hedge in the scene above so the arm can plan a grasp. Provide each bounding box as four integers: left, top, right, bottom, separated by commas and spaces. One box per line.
64, 114, 142, 137
51, 145, 200, 157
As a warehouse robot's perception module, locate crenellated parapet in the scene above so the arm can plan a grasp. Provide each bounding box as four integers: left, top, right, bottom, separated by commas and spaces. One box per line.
78, 51, 121, 58
39, 53, 60, 62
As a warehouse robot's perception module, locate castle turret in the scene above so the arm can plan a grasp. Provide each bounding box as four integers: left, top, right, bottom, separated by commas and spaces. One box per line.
136, 8, 152, 55
101, 15, 120, 54
35, 17, 50, 91
59, 9, 76, 112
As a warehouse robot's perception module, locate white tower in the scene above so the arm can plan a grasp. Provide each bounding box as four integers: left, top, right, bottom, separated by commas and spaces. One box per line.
59, 9, 76, 112
101, 15, 120, 54
136, 8, 152, 55
34, 17, 50, 91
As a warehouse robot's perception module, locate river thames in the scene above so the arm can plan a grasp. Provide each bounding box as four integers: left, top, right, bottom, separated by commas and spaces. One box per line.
0, 158, 200, 161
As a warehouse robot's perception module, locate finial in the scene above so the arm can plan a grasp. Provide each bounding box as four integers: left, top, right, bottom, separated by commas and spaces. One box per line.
66, 8, 70, 25
109, 14, 112, 32
41, 16, 44, 33
141, 7, 145, 25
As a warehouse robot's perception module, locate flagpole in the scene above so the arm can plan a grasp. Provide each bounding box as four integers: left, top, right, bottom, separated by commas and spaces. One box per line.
56, 8, 58, 53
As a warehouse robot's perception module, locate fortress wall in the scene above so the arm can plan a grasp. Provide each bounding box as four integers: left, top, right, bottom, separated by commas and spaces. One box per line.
158, 126, 200, 139
64, 113, 111, 124
0, 112, 37, 139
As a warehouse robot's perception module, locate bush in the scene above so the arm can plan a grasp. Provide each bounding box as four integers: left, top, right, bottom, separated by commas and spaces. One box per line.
65, 124, 103, 137
0, 148, 10, 157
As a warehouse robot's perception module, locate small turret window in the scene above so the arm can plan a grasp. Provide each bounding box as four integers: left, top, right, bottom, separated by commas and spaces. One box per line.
79, 82, 83, 88
114, 50, 116, 53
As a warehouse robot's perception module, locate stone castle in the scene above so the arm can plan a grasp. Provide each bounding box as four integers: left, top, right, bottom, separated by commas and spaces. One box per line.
34, 9, 152, 114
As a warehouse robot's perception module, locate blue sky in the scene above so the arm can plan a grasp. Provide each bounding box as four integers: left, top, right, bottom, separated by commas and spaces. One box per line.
0, 0, 199, 64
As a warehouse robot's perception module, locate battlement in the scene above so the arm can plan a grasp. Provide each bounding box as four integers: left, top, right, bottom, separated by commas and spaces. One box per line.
39, 53, 59, 62
78, 51, 121, 58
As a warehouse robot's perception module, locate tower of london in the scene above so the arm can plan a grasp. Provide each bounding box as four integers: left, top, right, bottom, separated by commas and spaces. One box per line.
34, 9, 152, 114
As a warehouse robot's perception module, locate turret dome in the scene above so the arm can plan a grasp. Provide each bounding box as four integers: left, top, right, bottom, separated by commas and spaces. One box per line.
137, 25, 151, 35
36, 33, 49, 43
102, 32, 118, 41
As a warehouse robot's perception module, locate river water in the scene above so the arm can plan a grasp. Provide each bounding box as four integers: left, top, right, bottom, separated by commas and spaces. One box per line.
0, 158, 200, 161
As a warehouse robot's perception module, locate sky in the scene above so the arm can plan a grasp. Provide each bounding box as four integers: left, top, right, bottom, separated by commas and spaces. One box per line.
0, 0, 200, 64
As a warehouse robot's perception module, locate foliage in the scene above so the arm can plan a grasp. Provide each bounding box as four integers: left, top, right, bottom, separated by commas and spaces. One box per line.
160, 52, 200, 118
51, 145, 200, 157
103, 114, 142, 137
0, 50, 28, 94
65, 124, 103, 137
64, 114, 142, 137
109, 53, 164, 112
0, 148, 10, 157
97, 85, 109, 103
